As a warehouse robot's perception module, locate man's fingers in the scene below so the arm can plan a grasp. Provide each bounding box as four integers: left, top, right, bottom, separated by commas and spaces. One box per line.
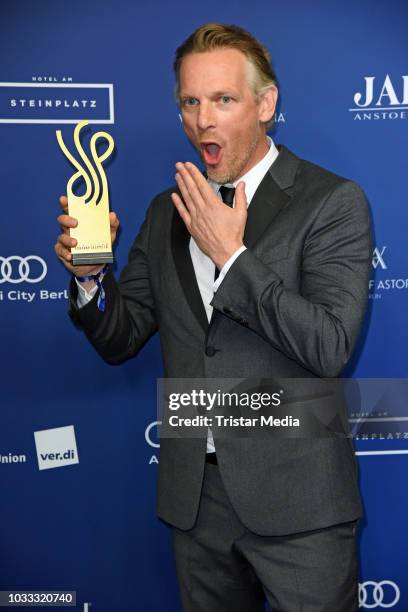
58, 211, 119, 231
56, 199, 119, 274
176, 162, 206, 209
109, 213, 119, 244
54, 242, 73, 263
109, 211, 120, 229
184, 162, 212, 202
59, 195, 68, 213
57, 214, 78, 230
171, 192, 191, 227
175, 172, 196, 214
59, 198, 120, 232
57, 233, 77, 249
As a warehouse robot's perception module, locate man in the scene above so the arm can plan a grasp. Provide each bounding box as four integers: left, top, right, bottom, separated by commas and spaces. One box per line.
56, 23, 372, 612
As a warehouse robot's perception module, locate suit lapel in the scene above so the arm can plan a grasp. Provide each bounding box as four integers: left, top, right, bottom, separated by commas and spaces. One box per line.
171, 205, 208, 334
244, 144, 299, 249
244, 169, 289, 249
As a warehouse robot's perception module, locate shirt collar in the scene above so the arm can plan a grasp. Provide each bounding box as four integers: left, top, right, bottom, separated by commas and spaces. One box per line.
208, 136, 279, 205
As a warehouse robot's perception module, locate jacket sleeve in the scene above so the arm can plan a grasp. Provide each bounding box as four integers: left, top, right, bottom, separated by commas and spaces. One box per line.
68, 202, 158, 365
210, 181, 372, 377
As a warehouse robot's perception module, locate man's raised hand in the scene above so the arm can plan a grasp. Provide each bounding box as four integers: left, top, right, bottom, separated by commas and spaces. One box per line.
171, 162, 247, 270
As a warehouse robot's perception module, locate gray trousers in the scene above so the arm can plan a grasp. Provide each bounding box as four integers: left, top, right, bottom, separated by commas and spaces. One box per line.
172, 462, 358, 612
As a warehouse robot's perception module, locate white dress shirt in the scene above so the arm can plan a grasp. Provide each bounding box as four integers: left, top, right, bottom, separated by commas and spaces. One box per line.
76, 137, 279, 452
189, 136, 279, 452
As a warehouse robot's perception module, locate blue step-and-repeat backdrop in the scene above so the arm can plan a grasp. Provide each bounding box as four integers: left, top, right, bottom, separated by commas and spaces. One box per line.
1, 1, 407, 610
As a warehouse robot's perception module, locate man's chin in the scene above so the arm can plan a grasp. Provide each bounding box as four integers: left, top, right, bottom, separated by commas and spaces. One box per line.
205, 165, 232, 185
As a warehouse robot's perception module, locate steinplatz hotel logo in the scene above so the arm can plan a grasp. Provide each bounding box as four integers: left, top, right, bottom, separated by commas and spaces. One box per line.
350, 74, 408, 121
0, 79, 114, 124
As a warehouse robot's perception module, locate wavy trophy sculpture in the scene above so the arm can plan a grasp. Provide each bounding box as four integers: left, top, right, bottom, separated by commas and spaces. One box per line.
56, 120, 115, 265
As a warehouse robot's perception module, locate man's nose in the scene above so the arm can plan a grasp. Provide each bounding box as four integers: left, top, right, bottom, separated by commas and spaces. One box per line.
197, 101, 215, 130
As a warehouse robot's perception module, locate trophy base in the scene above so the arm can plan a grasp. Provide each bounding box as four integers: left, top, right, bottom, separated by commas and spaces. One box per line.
72, 252, 114, 266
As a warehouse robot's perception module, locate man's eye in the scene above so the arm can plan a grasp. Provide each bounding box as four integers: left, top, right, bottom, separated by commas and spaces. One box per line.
183, 98, 198, 106
220, 96, 233, 104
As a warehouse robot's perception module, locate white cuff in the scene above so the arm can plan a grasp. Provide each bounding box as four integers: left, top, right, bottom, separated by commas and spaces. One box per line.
75, 278, 99, 308
213, 246, 247, 292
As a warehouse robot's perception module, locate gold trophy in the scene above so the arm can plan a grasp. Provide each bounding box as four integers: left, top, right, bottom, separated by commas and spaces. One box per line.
56, 120, 115, 265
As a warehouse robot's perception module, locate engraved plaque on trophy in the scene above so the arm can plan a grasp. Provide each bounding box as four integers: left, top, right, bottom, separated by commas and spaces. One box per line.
56, 120, 115, 265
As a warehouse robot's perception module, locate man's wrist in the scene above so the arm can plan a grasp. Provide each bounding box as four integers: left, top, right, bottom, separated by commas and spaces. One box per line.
76, 278, 97, 292
213, 242, 244, 271
213, 246, 247, 292
74, 264, 109, 312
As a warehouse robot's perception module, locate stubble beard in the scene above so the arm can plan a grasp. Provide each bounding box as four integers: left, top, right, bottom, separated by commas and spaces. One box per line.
203, 131, 260, 185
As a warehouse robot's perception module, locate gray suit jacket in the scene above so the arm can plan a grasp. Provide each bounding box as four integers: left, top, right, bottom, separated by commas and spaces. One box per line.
69, 145, 372, 536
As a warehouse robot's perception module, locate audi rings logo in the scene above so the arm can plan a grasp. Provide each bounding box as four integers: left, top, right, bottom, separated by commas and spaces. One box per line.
359, 580, 400, 608
145, 421, 161, 449
0, 256, 47, 284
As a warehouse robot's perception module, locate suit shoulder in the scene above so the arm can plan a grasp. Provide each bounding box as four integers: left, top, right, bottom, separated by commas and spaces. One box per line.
150, 185, 177, 206
276, 147, 370, 228
298, 156, 352, 191
293, 157, 371, 236
144, 184, 177, 220
294, 154, 365, 200
275, 151, 366, 215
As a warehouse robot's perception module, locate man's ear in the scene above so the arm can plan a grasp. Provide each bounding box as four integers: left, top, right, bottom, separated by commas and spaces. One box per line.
258, 85, 278, 124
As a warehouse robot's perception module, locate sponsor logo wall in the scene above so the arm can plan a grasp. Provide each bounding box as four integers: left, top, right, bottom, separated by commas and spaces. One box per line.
0, 81, 114, 123
1, 1, 407, 611
359, 580, 400, 609
351, 75, 408, 121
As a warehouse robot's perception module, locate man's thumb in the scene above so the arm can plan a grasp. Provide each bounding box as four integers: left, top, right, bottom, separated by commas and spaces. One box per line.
235, 181, 247, 212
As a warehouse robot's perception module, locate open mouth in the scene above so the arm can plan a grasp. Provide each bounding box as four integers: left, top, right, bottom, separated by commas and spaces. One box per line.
201, 142, 223, 166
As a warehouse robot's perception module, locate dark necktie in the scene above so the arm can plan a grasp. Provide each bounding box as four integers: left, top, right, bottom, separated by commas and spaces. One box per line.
219, 185, 236, 208
214, 186, 236, 280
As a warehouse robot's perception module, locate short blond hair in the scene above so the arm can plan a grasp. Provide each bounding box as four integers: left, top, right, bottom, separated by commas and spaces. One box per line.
174, 23, 278, 125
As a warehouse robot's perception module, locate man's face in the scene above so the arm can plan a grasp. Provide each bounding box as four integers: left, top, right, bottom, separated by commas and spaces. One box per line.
179, 48, 274, 184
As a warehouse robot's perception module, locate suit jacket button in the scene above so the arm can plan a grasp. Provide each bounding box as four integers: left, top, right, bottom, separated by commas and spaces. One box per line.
205, 346, 216, 357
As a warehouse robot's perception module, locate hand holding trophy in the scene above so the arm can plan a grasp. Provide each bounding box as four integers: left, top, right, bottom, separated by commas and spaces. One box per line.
55, 120, 119, 278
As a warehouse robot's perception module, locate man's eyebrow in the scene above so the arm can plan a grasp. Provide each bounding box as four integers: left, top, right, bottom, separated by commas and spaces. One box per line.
179, 94, 199, 102
211, 90, 236, 97
179, 91, 237, 99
